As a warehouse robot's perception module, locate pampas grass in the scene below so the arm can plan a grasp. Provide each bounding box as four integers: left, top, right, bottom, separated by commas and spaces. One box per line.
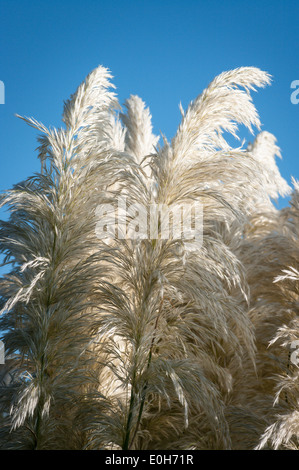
0, 64, 297, 450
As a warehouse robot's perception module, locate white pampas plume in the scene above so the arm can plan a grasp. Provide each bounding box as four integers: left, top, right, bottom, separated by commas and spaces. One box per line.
247, 131, 291, 203
120, 94, 159, 163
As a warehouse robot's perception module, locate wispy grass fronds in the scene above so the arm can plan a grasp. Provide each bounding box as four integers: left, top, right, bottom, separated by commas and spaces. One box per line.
0, 65, 130, 449
225, 178, 299, 450
0, 64, 294, 450
83, 66, 273, 450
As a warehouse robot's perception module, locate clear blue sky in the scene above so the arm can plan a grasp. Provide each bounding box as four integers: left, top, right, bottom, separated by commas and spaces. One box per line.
0, 1, 298, 233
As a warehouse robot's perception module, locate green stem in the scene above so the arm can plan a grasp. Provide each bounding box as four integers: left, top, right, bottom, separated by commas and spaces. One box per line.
128, 301, 163, 449
122, 369, 137, 450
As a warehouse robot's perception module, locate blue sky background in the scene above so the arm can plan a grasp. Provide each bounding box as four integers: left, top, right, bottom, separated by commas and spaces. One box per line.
0, 0, 299, 275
